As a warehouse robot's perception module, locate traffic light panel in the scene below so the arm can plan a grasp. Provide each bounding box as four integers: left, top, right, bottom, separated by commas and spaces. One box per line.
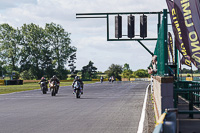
128, 15, 135, 38
115, 15, 122, 38
140, 15, 147, 38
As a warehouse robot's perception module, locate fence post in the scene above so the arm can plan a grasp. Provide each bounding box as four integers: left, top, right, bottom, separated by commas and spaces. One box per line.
163, 9, 168, 76
189, 91, 194, 118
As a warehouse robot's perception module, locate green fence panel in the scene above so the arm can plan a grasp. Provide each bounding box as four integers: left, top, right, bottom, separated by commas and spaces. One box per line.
153, 9, 168, 76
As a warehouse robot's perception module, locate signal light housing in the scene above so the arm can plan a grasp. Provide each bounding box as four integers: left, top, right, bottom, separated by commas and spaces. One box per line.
115, 15, 122, 38
128, 15, 135, 38
140, 15, 147, 38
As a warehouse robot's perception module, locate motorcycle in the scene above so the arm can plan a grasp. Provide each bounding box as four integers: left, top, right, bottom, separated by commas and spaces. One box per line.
100, 78, 103, 83
100, 76, 104, 83
49, 81, 59, 96
40, 82, 48, 94
73, 81, 81, 98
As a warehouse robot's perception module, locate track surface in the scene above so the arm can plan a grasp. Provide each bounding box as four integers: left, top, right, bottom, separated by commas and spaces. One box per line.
0, 81, 149, 133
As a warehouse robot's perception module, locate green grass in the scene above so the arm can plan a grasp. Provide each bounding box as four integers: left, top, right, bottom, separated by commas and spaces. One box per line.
0, 83, 39, 94
0, 81, 97, 94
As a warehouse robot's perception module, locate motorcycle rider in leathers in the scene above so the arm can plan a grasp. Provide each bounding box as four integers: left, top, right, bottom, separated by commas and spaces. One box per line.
72, 76, 84, 94
39, 77, 48, 91
49, 75, 60, 92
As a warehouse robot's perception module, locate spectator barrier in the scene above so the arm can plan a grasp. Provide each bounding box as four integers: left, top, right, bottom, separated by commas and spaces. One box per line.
153, 108, 178, 133
0, 80, 4, 85
4, 80, 23, 85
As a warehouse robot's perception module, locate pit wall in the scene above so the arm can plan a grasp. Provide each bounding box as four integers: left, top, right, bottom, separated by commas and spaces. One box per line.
153, 76, 174, 121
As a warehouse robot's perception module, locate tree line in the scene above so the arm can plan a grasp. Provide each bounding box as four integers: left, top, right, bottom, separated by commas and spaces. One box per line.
0, 23, 76, 79
105, 63, 149, 80
78, 61, 149, 80
0, 22, 148, 80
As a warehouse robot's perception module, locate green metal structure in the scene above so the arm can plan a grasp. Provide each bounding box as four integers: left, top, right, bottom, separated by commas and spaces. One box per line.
76, 11, 162, 56
153, 9, 168, 76
155, 9, 200, 118
76, 9, 173, 74
174, 81, 200, 118
76, 9, 175, 78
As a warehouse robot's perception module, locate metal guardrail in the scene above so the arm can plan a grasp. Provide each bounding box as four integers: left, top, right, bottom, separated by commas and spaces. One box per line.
174, 81, 200, 118
0, 80, 4, 85
153, 108, 178, 133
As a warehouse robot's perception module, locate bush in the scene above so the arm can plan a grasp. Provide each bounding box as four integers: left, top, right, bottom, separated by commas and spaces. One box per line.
20, 70, 36, 80
133, 69, 148, 78
12, 71, 20, 79
186, 73, 191, 77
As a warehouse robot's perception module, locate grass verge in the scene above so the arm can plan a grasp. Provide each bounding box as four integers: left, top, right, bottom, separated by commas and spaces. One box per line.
0, 81, 97, 94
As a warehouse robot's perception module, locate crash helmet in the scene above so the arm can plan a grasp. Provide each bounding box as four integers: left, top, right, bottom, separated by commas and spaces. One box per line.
41, 77, 44, 80
75, 76, 79, 80
53, 75, 57, 78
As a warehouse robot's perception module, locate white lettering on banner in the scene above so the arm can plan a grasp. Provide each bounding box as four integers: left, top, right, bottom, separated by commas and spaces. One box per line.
180, 0, 200, 64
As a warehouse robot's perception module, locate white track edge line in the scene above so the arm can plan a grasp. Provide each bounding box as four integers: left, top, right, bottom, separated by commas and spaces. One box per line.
137, 84, 149, 133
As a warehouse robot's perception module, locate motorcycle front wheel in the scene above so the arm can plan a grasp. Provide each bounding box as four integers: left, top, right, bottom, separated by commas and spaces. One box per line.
51, 88, 56, 96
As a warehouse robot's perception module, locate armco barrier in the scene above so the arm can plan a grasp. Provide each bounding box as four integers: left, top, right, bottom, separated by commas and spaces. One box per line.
128, 78, 150, 81
186, 77, 193, 81
174, 80, 200, 118
92, 79, 100, 81
4, 80, 23, 85
153, 108, 178, 133
23, 80, 40, 83
130, 78, 135, 81
60, 80, 74, 82
122, 78, 129, 81
24, 80, 74, 83
93, 79, 110, 81
0, 80, 4, 85
82, 79, 92, 81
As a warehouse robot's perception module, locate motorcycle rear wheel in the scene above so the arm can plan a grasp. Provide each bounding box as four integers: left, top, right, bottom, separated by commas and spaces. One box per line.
42, 87, 47, 94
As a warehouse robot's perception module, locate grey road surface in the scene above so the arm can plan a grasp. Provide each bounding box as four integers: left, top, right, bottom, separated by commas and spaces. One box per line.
0, 81, 149, 133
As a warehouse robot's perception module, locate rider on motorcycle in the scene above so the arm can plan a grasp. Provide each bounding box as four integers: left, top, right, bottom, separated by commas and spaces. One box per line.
39, 77, 48, 90
100, 76, 104, 83
72, 76, 84, 94
49, 75, 60, 91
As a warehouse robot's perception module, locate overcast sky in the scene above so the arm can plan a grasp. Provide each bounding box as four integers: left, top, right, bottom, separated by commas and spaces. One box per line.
0, 0, 169, 72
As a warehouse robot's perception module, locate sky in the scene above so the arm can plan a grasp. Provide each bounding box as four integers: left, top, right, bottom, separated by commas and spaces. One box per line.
0, 0, 169, 72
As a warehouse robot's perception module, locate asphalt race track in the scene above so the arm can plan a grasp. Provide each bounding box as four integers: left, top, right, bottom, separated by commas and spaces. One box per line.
0, 81, 149, 133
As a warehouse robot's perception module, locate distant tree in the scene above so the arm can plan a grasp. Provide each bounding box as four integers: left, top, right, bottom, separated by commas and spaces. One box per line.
81, 61, 97, 79
45, 23, 76, 79
20, 69, 36, 80
12, 71, 20, 79
0, 62, 4, 77
133, 69, 148, 78
20, 23, 47, 79
122, 63, 132, 79
186, 73, 191, 77
68, 53, 77, 74
122, 63, 131, 71
105, 64, 122, 81
0, 24, 21, 72
0, 23, 76, 80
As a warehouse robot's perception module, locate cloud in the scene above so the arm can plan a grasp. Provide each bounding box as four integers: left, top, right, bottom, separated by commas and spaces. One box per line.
0, 0, 37, 10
